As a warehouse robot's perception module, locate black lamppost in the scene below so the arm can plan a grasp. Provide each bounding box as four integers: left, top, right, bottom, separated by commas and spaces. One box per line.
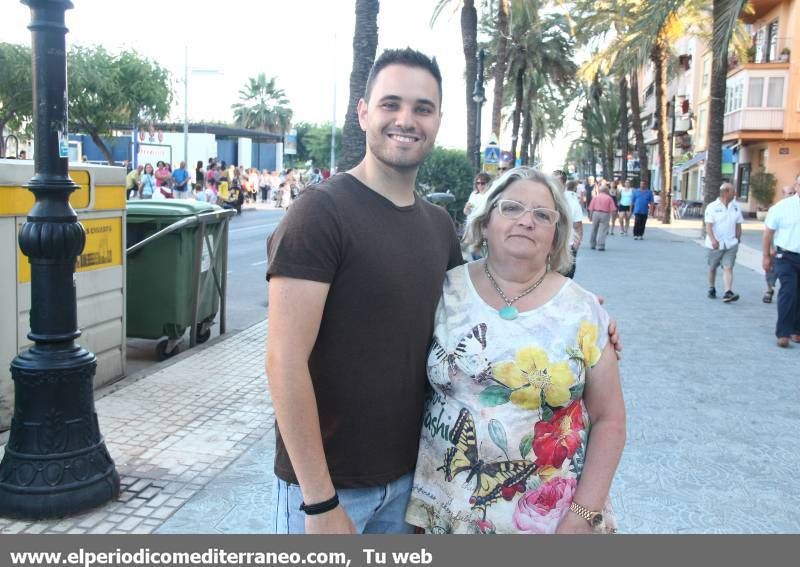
472, 49, 486, 173
0, 0, 119, 519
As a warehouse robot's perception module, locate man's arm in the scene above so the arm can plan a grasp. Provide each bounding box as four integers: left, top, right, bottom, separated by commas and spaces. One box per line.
265, 276, 356, 534
762, 226, 776, 273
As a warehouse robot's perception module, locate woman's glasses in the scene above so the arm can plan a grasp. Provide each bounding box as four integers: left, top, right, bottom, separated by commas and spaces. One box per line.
495, 199, 560, 226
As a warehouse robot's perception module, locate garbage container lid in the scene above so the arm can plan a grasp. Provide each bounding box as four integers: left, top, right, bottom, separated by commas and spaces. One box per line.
127, 200, 220, 223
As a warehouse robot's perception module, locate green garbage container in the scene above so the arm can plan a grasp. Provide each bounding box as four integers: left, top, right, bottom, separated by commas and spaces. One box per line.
125, 200, 235, 360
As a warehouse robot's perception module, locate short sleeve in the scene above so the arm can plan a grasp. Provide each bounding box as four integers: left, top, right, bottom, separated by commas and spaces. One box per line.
266, 189, 342, 283
764, 206, 779, 231
703, 205, 713, 223
584, 294, 611, 369
570, 196, 583, 222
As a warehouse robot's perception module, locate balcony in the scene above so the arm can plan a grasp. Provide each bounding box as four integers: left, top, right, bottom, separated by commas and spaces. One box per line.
723, 109, 784, 133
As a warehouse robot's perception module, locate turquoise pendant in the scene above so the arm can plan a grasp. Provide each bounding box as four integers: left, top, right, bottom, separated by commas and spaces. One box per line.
499, 305, 519, 320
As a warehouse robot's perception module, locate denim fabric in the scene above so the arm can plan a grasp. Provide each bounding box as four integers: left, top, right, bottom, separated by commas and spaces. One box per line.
271, 472, 415, 534
775, 252, 800, 337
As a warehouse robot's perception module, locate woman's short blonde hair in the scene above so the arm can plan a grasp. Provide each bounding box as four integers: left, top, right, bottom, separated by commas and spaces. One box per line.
463, 167, 574, 274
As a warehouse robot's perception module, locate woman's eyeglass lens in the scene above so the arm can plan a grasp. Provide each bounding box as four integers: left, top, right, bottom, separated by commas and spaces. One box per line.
497, 200, 560, 225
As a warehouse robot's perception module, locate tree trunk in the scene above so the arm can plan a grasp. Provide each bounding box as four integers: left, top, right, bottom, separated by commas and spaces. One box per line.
520, 108, 532, 165
338, 0, 380, 171
619, 75, 629, 181
629, 72, 649, 186
88, 129, 115, 165
510, 68, 524, 161
531, 130, 540, 167
703, 0, 732, 208
491, 0, 510, 141
652, 39, 671, 223
0, 122, 6, 157
588, 140, 597, 178
462, 0, 479, 168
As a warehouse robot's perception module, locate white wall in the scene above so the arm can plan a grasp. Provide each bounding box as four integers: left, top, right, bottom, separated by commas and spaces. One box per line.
238, 137, 253, 168
157, 132, 217, 169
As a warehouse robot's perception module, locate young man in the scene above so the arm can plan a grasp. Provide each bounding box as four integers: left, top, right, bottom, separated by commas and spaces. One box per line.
762, 175, 800, 347
704, 182, 743, 302
266, 48, 461, 535
265, 49, 620, 535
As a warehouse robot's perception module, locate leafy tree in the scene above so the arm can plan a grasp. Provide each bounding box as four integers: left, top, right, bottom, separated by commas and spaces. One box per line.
339, 0, 380, 171
292, 122, 342, 169
231, 73, 293, 133
0, 43, 33, 157
416, 146, 474, 220
68, 45, 172, 165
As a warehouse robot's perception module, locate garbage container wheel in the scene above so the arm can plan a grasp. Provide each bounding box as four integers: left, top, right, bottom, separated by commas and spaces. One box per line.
156, 338, 181, 361
196, 322, 212, 344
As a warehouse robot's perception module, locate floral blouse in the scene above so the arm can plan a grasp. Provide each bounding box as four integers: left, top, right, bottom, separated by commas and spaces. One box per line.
406, 264, 615, 534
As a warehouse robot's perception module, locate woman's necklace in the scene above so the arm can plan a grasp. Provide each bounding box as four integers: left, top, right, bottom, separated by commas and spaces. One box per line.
484, 262, 547, 320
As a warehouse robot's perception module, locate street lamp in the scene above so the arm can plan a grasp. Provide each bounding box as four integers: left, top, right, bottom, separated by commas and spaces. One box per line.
472, 49, 486, 173
0, 0, 119, 518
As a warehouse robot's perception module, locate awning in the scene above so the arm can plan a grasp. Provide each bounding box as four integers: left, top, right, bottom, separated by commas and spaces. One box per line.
673, 151, 706, 175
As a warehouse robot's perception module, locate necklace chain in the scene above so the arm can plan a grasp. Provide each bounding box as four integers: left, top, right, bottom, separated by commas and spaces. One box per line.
484, 262, 547, 307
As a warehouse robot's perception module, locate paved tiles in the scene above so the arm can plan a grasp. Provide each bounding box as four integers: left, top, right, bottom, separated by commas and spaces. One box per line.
1, 218, 798, 534
0, 322, 271, 535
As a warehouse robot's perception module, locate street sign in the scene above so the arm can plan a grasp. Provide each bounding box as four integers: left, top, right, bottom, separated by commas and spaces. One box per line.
484, 145, 500, 164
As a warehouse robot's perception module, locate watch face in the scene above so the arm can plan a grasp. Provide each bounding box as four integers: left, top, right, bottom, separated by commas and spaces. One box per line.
591, 514, 604, 528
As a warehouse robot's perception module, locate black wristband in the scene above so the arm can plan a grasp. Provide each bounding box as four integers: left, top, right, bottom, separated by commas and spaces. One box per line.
299, 493, 339, 515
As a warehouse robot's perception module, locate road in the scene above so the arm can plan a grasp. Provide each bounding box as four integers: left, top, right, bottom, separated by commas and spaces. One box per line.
126, 207, 285, 375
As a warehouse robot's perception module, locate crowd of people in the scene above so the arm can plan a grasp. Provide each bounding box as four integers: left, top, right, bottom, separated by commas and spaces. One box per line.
124, 158, 326, 214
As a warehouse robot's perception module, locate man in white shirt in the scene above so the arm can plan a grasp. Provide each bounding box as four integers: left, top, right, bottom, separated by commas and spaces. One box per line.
553, 171, 584, 278
762, 174, 800, 347
704, 182, 743, 302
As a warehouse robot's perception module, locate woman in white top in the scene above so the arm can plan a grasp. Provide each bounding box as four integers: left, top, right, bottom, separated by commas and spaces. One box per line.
407, 168, 626, 534
462, 172, 493, 259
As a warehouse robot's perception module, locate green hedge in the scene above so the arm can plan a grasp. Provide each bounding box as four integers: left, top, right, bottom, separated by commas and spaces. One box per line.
416, 147, 474, 221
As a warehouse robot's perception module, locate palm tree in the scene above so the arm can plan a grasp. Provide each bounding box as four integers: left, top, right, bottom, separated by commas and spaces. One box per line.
432, 0, 479, 169
490, 0, 510, 141
703, 0, 749, 208
231, 74, 292, 133
338, 0, 380, 171
504, 5, 575, 163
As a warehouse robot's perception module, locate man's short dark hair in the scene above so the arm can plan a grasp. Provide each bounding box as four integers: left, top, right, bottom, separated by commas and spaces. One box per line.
364, 47, 442, 104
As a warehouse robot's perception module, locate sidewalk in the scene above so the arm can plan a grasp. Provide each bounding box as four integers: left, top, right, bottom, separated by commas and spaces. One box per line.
1, 218, 798, 534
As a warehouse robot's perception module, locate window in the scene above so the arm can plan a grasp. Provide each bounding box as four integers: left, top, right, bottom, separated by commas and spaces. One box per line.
697, 107, 707, 147
755, 28, 766, 62
766, 77, 784, 107
747, 78, 764, 106
767, 20, 779, 62
702, 57, 710, 92
737, 164, 751, 200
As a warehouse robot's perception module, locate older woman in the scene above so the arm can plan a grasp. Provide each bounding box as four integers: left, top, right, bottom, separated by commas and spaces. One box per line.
406, 167, 626, 534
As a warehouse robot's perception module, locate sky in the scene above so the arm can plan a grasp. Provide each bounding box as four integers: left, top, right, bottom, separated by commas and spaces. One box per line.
1, 0, 576, 171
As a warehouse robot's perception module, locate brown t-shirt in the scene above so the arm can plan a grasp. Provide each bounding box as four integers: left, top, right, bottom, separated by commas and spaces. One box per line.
266, 173, 463, 487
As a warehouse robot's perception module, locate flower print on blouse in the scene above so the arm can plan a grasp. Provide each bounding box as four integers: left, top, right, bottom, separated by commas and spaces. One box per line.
407, 264, 616, 534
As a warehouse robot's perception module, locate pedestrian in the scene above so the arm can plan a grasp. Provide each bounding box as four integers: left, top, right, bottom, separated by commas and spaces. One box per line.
155, 161, 173, 198
172, 161, 190, 199
617, 180, 634, 235
139, 163, 156, 199
125, 164, 143, 200
265, 48, 621, 535
588, 181, 617, 251
195, 160, 205, 192
631, 181, 654, 240
764, 185, 798, 303
609, 180, 620, 235
463, 172, 493, 248
556, 173, 584, 278
704, 182, 743, 302
260, 169, 271, 203
408, 167, 625, 534
762, 175, 800, 348
274, 181, 286, 208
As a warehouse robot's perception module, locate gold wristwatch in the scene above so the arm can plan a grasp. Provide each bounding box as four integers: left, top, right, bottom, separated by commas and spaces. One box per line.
569, 501, 605, 531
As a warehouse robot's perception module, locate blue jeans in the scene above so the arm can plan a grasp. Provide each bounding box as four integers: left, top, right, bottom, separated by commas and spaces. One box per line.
271, 472, 415, 534
775, 251, 800, 338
